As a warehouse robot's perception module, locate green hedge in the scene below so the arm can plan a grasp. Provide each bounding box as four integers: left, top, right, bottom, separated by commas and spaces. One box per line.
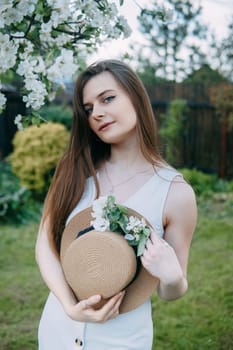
179, 168, 233, 196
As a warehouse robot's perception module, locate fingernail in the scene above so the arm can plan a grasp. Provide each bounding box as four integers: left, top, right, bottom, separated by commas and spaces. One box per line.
93, 294, 101, 302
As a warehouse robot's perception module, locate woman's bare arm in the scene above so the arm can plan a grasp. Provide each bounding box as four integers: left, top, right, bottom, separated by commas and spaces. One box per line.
141, 179, 197, 300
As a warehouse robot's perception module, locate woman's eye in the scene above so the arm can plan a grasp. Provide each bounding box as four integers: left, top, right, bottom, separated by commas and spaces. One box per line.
104, 95, 115, 103
84, 107, 93, 117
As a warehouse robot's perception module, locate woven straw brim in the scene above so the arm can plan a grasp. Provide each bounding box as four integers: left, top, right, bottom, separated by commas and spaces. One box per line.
60, 207, 159, 314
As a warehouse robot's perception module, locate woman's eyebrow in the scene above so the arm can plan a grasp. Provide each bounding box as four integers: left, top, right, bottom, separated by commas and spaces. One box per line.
83, 89, 115, 106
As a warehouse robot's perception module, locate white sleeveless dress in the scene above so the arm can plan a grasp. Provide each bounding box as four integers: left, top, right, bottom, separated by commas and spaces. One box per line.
38, 167, 180, 350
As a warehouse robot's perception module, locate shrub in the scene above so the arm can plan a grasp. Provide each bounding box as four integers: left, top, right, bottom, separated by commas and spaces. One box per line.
179, 168, 233, 196
38, 104, 73, 130
159, 99, 188, 167
179, 168, 218, 196
8, 122, 69, 198
0, 161, 41, 223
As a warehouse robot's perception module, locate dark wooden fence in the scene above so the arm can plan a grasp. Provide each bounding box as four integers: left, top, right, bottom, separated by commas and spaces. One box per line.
0, 86, 26, 159
146, 83, 233, 179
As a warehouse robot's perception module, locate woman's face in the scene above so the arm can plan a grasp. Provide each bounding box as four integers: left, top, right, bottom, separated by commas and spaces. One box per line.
82, 72, 137, 144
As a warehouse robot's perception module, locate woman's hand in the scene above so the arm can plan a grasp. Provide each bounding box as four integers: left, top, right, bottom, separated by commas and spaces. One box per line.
64, 291, 125, 323
141, 229, 183, 285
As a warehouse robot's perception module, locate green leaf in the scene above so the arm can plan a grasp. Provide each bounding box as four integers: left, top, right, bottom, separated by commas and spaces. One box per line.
108, 207, 121, 221
31, 116, 41, 126
110, 222, 120, 232
116, 203, 128, 214
107, 195, 116, 206
137, 236, 147, 256
143, 227, 151, 237
118, 219, 128, 233
127, 240, 137, 247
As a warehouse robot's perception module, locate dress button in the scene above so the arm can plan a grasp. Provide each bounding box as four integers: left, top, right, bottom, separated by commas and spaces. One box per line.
75, 338, 83, 347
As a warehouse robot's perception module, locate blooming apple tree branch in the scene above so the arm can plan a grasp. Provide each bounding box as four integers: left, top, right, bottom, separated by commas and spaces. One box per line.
0, 0, 131, 128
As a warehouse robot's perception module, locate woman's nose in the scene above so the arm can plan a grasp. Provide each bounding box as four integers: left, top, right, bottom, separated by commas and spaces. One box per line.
92, 104, 104, 119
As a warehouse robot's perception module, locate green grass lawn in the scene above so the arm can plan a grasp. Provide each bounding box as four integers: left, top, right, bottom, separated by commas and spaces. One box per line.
0, 197, 232, 350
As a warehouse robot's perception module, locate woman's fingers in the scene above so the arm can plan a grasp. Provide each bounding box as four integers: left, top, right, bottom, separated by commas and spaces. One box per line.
149, 229, 160, 245
102, 291, 125, 313
147, 229, 170, 249
78, 291, 125, 323
81, 294, 101, 310
96, 291, 125, 322
110, 291, 125, 312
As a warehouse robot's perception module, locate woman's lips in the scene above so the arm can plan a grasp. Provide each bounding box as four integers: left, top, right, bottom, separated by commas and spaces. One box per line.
98, 122, 114, 131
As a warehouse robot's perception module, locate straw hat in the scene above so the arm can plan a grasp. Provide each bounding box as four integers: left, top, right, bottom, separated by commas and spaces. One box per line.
60, 206, 159, 314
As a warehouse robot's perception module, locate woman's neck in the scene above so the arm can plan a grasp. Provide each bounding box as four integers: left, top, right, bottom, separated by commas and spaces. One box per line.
108, 135, 148, 171
98, 139, 155, 202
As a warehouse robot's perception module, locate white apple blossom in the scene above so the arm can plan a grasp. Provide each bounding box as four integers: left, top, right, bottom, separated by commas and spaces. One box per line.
0, 33, 19, 73
47, 49, 77, 82
17, 0, 37, 17
118, 16, 132, 38
39, 22, 53, 45
14, 114, 24, 131
49, 1, 72, 28
33, 57, 46, 74
3, 8, 24, 26
19, 42, 34, 60
0, 1, 14, 14
0, 0, 131, 127
0, 18, 4, 29
0, 91, 7, 112
48, 91, 56, 102
23, 79, 47, 110
109, 3, 118, 13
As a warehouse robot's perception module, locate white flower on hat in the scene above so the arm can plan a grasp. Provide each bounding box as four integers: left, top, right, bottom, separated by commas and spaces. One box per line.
126, 216, 146, 232
91, 217, 110, 232
91, 196, 108, 218
91, 195, 151, 256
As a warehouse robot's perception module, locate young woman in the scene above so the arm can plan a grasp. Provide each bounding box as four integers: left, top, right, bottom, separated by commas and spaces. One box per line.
36, 59, 197, 349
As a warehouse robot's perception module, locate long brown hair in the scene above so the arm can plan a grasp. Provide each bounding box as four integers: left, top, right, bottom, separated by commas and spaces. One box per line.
42, 59, 163, 254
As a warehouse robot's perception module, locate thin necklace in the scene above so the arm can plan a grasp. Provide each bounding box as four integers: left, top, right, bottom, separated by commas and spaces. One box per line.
104, 163, 153, 194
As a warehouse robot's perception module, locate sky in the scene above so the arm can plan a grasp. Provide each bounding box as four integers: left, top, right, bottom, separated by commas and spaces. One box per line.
88, 0, 233, 64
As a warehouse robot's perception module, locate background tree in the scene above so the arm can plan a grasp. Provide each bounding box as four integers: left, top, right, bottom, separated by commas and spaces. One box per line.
136, 0, 207, 82
183, 63, 227, 84
135, 55, 167, 86
210, 16, 233, 82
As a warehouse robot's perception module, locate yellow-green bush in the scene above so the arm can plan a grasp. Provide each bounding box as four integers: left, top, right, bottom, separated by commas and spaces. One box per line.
8, 122, 69, 196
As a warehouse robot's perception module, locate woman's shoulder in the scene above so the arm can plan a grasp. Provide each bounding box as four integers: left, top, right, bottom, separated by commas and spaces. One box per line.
169, 178, 196, 201
156, 162, 196, 215
155, 163, 183, 181
165, 176, 197, 221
